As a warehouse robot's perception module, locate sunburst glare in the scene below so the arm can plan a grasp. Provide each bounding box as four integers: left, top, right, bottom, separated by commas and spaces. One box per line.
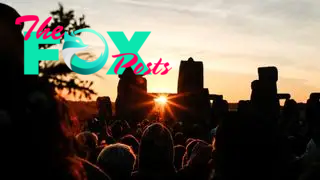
154, 95, 168, 105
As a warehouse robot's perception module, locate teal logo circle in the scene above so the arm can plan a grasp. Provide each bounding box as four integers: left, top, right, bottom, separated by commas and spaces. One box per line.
62, 29, 109, 75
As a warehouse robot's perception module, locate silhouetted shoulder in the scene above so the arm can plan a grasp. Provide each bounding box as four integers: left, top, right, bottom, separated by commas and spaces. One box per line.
77, 157, 111, 180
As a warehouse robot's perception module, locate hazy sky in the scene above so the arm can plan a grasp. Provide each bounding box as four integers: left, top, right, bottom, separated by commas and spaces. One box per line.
5, 0, 320, 102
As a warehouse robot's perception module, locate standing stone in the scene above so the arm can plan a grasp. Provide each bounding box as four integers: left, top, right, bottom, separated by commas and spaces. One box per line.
96, 96, 112, 125
115, 68, 149, 126
211, 94, 226, 127
199, 88, 212, 127
306, 93, 320, 133
177, 57, 211, 130
250, 66, 280, 123
178, 57, 204, 94
115, 68, 135, 121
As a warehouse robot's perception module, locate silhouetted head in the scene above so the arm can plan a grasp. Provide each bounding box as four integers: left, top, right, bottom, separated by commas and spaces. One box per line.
174, 132, 185, 146
173, 122, 183, 133
174, 145, 186, 170
75, 131, 99, 163
181, 141, 215, 180
283, 99, 298, 114
120, 134, 140, 155
237, 100, 251, 114
186, 138, 196, 146
97, 143, 136, 180
76, 131, 98, 150
0, 3, 24, 63
187, 141, 212, 167
183, 139, 208, 167
138, 123, 175, 172
135, 127, 143, 140
222, 100, 229, 111
0, 3, 23, 31
111, 121, 123, 140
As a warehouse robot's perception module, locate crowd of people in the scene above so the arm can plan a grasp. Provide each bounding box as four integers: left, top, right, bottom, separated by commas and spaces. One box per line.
1, 3, 320, 180
77, 101, 320, 180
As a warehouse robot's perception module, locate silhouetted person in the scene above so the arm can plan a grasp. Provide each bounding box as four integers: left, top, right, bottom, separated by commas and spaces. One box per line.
110, 120, 124, 141
182, 139, 207, 168
120, 134, 140, 155
29, 95, 111, 179
185, 138, 196, 147
178, 141, 214, 180
0, 3, 54, 178
132, 123, 177, 180
0, 4, 113, 179
173, 122, 183, 135
174, 145, 186, 171
214, 112, 278, 180
0, 4, 25, 174
87, 117, 102, 138
75, 131, 99, 164
237, 100, 251, 117
97, 143, 136, 180
0, 3, 32, 137
174, 132, 185, 146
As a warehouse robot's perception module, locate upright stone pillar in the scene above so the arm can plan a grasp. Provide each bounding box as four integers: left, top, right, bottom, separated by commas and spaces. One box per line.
96, 96, 112, 125
115, 68, 150, 126
115, 68, 136, 121
178, 57, 204, 94
250, 66, 280, 124
177, 57, 206, 128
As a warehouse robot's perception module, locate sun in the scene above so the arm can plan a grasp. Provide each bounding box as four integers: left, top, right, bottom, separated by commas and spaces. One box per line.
154, 95, 167, 105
